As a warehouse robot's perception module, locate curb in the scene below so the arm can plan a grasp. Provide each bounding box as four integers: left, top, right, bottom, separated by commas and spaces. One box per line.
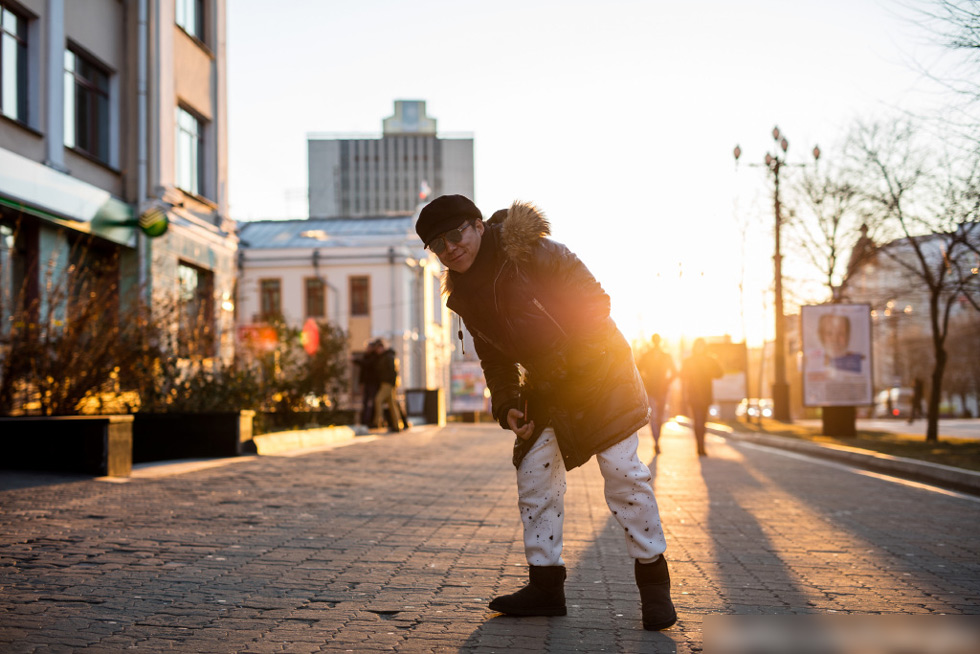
697, 422, 980, 497
251, 424, 368, 456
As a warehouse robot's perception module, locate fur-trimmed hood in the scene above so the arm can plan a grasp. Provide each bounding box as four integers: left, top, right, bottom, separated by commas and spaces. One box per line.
443, 201, 550, 295
496, 201, 551, 264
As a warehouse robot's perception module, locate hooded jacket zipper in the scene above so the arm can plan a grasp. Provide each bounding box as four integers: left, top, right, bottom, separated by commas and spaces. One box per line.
531, 297, 568, 338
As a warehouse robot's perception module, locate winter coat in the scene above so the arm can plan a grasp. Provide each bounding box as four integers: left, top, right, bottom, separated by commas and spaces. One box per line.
637, 347, 676, 399
681, 353, 722, 408
376, 349, 398, 386
445, 201, 649, 471
359, 351, 380, 386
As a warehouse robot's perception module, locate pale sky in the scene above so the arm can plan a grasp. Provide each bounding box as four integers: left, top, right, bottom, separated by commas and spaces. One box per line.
226, 0, 955, 347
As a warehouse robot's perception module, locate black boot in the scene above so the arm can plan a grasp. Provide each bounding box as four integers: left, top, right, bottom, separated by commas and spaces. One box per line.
489, 565, 567, 616
635, 556, 677, 630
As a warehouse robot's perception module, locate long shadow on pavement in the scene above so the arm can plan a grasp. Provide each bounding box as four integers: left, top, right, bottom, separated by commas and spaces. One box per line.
696, 451, 816, 614
0, 469, 94, 491
716, 436, 980, 614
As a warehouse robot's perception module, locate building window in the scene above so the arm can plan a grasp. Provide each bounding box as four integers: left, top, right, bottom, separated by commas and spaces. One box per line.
175, 0, 204, 40
178, 262, 214, 357
350, 276, 369, 316
64, 47, 109, 162
1, 2, 28, 123
65, 236, 120, 331
305, 277, 325, 318
176, 106, 204, 196
260, 278, 281, 321
0, 221, 12, 330
1, 216, 37, 325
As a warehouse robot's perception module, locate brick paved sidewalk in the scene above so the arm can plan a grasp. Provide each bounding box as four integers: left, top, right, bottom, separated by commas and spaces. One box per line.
1, 422, 978, 653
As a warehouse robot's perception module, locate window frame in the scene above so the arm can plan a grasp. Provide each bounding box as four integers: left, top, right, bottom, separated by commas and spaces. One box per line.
65, 234, 120, 331
0, 218, 15, 335
259, 278, 282, 322
304, 276, 326, 319
177, 260, 214, 357
0, 1, 29, 124
1, 214, 38, 327
175, 0, 204, 42
350, 276, 370, 317
64, 45, 110, 164
175, 104, 205, 197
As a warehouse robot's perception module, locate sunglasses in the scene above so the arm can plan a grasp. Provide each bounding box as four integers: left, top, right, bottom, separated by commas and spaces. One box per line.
426, 221, 472, 255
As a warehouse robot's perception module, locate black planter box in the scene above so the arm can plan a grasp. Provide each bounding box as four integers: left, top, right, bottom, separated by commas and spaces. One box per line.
0, 415, 133, 477
132, 410, 255, 463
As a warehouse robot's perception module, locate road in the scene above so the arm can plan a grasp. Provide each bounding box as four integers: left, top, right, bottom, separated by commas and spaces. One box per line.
1, 421, 978, 653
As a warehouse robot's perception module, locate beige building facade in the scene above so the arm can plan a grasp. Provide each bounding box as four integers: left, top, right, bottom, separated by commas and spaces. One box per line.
0, 0, 237, 363
236, 212, 454, 408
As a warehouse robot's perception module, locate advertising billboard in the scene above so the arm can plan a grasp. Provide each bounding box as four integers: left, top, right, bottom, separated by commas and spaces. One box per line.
801, 304, 874, 407
705, 341, 748, 402
450, 361, 489, 413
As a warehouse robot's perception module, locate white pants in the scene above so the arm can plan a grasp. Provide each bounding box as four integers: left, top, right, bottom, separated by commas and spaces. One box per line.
516, 428, 667, 566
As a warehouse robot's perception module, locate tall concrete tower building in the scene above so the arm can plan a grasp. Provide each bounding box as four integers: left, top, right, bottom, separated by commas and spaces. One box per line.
307, 100, 474, 218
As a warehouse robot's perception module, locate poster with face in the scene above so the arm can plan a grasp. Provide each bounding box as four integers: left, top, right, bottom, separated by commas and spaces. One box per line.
801, 304, 874, 407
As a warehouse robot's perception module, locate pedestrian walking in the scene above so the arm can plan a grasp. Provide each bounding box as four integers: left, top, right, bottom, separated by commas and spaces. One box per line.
637, 333, 676, 455
372, 340, 405, 433
358, 341, 381, 427
680, 338, 723, 457
909, 377, 924, 423
415, 194, 676, 631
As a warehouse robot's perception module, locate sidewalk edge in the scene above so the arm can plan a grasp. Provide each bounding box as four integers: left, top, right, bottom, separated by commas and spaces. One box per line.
251, 425, 367, 456
714, 426, 980, 496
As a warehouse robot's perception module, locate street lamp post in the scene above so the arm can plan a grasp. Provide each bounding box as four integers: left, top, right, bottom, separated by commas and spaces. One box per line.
734, 126, 820, 423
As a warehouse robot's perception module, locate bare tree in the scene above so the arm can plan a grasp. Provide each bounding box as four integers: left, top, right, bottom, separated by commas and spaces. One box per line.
0, 234, 137, 415
785, 156, 886, 302
900, 0, 980, 141
846, 118, 980, 441
921, 0, 980, 101
944, 311, 980, 415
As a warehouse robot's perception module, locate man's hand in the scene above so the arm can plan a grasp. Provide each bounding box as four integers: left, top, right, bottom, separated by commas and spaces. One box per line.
506, 408, 535, 440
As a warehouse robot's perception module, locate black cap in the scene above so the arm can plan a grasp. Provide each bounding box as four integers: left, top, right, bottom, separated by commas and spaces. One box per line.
416, 195, 482, 246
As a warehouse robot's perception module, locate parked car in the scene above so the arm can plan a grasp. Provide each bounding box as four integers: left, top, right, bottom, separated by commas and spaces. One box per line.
737, 398, 774, 419
873, 387, 914, 418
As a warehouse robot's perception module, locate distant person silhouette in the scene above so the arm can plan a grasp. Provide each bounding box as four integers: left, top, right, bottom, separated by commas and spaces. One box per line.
358, 341, 381, 426
637, 334, 676, 455
909, 377, 924, 423
681, 338, 723, 456
372, 340, 405, 433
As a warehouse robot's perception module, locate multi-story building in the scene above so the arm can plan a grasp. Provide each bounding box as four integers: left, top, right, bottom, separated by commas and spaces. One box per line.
846, 226, 980, 415
0, 0, 237, 364
308, 100, 474, 218
239, 100, 476, 418
236, 212, 451, 409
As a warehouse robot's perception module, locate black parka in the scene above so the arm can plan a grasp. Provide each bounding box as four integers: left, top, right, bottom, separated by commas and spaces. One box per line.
445, 202, 649, 471
376, 349, 398, 386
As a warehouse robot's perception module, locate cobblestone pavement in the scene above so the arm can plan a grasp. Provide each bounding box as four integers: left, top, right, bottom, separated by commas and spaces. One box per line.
1, 421, 979, 653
